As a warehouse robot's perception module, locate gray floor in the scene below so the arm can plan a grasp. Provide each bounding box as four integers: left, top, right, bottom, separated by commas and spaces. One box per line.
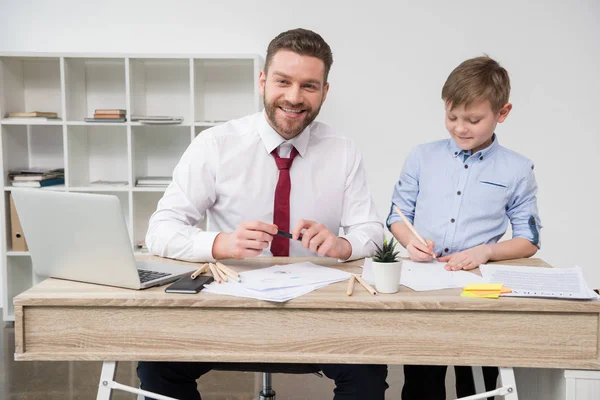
1, 319, 460, 399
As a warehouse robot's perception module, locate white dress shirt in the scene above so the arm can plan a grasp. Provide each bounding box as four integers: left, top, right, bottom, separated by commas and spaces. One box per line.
146, 111, 383, 262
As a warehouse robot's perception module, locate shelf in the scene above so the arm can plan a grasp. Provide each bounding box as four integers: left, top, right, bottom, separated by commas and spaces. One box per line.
130, 58, 191, 124
67, 125, 128, 186
69, 186, 130, 192
4, 185, 66, 191
129, 121, 190, 127
1, 124, 65, 183
132, 187, 167, 192
0, 56, 63, 121
193, 121, 223, 127
132, 125, 189, 182
64, 57, 126, 121
66, 121, 127, 126
1, 119, 63, 126
6, 251, 30, 256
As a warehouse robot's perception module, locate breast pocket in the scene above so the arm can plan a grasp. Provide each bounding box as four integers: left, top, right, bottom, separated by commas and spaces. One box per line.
471, 178, 510, 217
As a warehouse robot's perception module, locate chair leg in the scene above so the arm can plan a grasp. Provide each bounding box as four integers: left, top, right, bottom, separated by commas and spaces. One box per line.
259, 372, 276, 400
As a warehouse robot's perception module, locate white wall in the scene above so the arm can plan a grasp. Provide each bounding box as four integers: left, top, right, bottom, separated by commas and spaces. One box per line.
0, 0, 599, 303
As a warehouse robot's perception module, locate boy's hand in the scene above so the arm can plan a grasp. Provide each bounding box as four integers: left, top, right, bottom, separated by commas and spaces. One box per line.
407, 238, 436, 262
438, 245, 492, 271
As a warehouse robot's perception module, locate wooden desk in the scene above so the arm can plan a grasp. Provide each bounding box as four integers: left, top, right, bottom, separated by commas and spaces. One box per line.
14, 256, 600, 371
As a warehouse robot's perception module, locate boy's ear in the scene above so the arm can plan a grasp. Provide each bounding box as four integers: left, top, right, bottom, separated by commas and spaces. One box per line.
497, 103, 512, 123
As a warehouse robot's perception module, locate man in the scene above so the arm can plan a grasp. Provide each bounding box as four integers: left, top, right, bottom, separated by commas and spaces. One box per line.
139, 28, 387, 400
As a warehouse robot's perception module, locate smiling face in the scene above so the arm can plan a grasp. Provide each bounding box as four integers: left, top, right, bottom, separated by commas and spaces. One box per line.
259, 50, 329, 140
445, 99, 512, 153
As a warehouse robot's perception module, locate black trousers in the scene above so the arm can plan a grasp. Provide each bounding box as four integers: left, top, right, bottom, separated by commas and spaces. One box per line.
137, 361, 388, 400
402, 365, 499, 400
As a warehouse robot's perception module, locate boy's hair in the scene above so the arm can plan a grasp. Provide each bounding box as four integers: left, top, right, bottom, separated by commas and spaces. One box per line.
265, 28, 333, 82
442, 56, 510, 113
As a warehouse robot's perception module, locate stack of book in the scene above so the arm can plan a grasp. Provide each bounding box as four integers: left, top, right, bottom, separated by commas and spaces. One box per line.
9, 168, 65, 188
136, 176, 172, 187
5, 111, 60, 122
131, 115, 183, 124
85, 109, 127, 123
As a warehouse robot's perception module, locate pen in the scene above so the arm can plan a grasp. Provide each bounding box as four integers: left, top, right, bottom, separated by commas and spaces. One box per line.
355, 275, 377, 296
276, 230, 303, 241
393, 205, 437, 259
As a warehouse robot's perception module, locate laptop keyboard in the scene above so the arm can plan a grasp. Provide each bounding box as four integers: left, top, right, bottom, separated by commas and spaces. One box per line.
138, 269, 171, 283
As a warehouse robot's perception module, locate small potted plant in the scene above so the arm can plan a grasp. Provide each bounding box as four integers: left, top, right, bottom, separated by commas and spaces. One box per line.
371, 237, 402, 293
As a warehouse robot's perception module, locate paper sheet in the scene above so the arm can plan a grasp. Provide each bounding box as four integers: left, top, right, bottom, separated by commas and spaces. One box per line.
479, 264, 599, 300
361, 258, 483, 291
202, 262, 351, 302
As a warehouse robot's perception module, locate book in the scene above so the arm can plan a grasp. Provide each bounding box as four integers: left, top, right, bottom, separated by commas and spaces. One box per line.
93, 114, 126, 119
12, 173, 62, 182
12, 177, 65, 187
7, 111, 58, 118
95, 109, 126, 115
84, 118, 126, 123
136, 176, 172, 186
8, 168, 64, 181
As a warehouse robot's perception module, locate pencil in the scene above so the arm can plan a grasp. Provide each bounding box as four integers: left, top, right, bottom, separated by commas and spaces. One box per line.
191, 263, 209, 279
393, 205, 437, 259
216, 262, 241, 282
215, 261, 239, 277
346, 275, 356, 296
355, 275, 377, 296
214, 263, 229, 282
208, 263, 223, 284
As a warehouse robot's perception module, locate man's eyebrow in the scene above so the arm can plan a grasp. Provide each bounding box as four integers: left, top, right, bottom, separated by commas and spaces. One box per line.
272, 72, 322, 86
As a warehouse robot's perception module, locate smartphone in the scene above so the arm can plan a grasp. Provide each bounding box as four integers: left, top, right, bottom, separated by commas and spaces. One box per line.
165, 274, 214, 294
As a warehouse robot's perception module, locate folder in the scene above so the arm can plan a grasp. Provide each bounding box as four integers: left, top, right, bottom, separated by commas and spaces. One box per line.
9, 193, 28, 251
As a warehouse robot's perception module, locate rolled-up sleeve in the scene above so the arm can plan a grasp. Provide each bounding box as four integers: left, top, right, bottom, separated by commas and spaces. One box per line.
386, 146, 421, 228
507, 160, 542, 248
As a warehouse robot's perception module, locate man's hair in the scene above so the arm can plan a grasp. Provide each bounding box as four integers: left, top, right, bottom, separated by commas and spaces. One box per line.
264, 28, 333, 82
442, 56, 510, 113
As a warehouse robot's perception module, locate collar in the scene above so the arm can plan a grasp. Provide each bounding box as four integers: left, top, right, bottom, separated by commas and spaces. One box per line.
257, 110, 310, 157
448, 133, 500, 161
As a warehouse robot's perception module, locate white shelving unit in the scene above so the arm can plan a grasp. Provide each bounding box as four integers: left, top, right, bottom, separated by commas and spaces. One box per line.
0, 53, 263, 320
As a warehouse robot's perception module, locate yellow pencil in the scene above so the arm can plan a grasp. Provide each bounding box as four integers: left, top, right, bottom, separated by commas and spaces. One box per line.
346, 275, 356, 296
393, 205, 437, 259
355, 275, 377, 296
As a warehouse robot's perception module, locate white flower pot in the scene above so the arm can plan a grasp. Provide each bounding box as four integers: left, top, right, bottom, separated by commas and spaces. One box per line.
371, 260, 402, 294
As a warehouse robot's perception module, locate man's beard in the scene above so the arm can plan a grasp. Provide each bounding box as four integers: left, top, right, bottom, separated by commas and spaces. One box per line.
264, 93, 322, 139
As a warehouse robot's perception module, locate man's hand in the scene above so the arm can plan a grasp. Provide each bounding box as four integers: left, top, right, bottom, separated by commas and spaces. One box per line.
438, 244, 492, 271
406, 238, 436, 262
212, 221, 277, 259
291, 219, 351, 259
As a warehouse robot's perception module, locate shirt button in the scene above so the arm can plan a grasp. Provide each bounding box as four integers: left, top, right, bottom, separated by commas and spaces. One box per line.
479, 156, 483, 160
444, 248, 449, 252
454, 152, 458, 155
450, 218, 455, 223
457, 191, 462, 195
464, 165, 468, 169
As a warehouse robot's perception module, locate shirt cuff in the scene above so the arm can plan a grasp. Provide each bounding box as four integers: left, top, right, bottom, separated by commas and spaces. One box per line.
193, 231, 221, 262
338, 233, 364, 262
386, 215, 403, 229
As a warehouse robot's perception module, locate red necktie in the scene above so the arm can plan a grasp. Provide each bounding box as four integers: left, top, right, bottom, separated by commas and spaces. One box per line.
271, 146, 299, 256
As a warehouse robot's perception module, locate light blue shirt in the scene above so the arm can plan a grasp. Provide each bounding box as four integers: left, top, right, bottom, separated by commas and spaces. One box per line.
387, 135, 542, 257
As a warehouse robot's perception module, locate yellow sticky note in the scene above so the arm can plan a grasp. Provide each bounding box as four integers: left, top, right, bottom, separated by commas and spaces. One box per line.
461, 290, 500, 299
464, 283, 503, 291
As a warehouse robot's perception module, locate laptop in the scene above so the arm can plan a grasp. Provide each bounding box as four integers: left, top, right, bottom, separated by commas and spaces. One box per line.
11, 189, 198, 289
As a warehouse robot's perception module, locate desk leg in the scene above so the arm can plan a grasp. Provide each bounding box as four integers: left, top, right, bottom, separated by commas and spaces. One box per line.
456, 367, 518, 400
96, 361, 178, 400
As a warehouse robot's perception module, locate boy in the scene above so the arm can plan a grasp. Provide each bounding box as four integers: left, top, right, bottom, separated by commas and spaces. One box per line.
387, 56, 542, 399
